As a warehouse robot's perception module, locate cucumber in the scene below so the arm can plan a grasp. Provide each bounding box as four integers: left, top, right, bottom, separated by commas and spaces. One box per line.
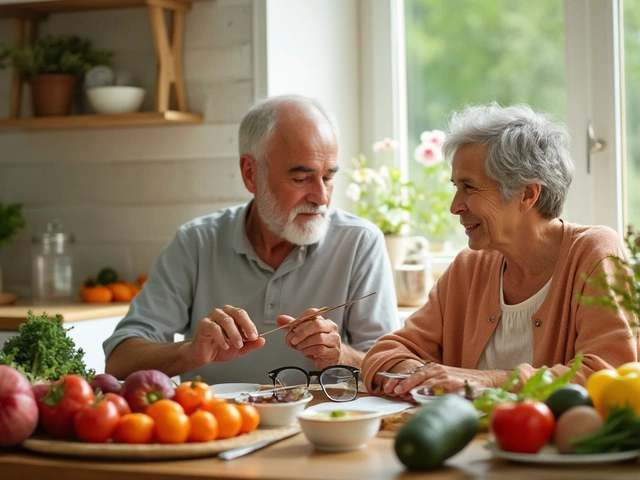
394, 394, 480, 471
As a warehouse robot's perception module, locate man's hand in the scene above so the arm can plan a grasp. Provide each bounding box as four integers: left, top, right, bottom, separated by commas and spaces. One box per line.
276, 309, 342, 370
189, 305, 265, 367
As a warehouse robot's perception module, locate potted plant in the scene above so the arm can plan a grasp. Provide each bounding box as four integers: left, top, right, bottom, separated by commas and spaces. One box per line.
0, 202, 25, 296
0, 34, 113, 117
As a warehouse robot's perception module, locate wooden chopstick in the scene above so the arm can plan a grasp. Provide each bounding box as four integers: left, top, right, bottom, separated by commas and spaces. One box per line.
259, 291, 378, 337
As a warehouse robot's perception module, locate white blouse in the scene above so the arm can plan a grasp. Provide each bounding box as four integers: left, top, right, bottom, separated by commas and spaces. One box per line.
476, 261, 552, 370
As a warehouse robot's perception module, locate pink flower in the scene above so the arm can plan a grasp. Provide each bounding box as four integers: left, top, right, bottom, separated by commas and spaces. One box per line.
420, 130, 446, 146
372, 137, 398, 153
414, 141, 443, 167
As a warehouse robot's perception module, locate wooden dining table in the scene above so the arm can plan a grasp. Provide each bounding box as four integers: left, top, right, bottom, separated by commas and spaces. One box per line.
2, 391, 640, 480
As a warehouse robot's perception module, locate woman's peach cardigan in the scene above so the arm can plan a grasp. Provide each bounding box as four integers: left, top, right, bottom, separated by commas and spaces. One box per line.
363, 222, 639, 392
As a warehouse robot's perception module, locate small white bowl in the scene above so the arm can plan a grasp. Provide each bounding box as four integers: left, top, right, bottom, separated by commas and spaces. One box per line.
297, 409, 383, 451
211, 383, 261, 400
86, 86, 146, 114
235, 391, 313, 427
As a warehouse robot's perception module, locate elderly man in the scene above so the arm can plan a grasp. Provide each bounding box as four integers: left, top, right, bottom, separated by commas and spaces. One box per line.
104, 94, 398, 385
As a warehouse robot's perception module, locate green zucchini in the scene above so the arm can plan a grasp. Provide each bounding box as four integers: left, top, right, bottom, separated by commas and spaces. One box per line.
394, 394, 480, 471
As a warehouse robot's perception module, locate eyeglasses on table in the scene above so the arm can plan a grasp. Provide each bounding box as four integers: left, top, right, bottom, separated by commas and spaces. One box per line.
268, 364, 361, 402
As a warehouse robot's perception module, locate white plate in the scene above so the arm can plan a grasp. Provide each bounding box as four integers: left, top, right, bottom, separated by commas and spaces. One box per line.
489, 444, 640, 465
211, 383, 261, 399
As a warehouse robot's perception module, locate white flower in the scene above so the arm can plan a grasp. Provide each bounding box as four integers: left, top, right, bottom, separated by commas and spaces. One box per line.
345, 183, 361, 202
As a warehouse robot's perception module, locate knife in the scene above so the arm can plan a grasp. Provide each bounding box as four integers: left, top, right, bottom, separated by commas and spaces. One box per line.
218, 431, 300, 460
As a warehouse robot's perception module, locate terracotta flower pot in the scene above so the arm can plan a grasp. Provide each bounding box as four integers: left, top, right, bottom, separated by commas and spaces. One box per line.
29, 74, 79, 117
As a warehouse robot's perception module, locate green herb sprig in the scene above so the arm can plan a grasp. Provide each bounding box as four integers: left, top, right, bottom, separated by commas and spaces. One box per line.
571, 406, 640, 454
0, 310, 95, 383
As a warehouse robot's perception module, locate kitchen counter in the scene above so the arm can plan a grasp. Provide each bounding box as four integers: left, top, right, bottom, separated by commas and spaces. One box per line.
0, 301, 131, 330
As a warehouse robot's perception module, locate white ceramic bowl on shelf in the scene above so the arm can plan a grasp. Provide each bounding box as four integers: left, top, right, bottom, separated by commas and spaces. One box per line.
297, 409, 383, 451
86, 86, 145, 114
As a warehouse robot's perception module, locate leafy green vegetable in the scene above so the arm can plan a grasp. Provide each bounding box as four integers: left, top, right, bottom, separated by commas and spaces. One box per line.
0, 310, 95, 383
572, 406, 640, 454
473, 352, 583, 426
0, 202, 25, 248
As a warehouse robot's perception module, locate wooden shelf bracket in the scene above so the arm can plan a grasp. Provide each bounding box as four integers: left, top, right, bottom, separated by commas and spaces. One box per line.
147, 0, 190, 112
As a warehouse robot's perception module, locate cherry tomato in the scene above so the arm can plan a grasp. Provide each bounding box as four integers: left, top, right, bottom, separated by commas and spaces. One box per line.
74, 397, 120, 443
188, 410, 218, 442
104, 392, 132, 416
146, 399, 190, 444
114, 413, 155, 444
490, 401, 555, 454
37, 375, 95, 438
174, 380, 214, 415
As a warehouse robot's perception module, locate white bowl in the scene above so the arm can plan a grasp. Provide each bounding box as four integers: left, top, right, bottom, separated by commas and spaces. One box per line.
297, 409, 383, 451
211, 383, 261, 400
235, 391, 313, 427
86, 86, 145, 114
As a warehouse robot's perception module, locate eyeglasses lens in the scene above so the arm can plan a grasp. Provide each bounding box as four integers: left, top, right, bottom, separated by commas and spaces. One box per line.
275, 368, 308, 389
320, 367, 358, 401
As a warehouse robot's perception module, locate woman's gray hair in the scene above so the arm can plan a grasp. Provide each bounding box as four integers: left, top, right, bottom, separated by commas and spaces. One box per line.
442, 102, 574, 219
238, 94, 340, 173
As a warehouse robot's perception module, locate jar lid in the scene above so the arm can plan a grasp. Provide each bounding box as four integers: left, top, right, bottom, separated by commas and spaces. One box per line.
32, 219, 75, 245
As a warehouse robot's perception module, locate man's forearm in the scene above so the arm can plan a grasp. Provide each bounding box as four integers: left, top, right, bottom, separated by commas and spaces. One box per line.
105, 337, 195, 380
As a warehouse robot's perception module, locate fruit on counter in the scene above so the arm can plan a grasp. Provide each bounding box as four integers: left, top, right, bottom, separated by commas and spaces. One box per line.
113, 412, 155, 444
204, 401, 242, 439
543, 384, 592, 420
553, 405, 603, 454
174, 379, 215, 415
106, 282, 134, 302
0, 366, 39, 446
490, 400, 555, 454
146, 399, 190, 444
97, 267, 119, 285
90, 373, 122, 395
137, 274, 149, 286
121, 369, 176, 413
394, 394, 480, 471
36, 374, 95, 438
188, 409, 219, 442
236, 403, 260, 434
81, 284, 113, 303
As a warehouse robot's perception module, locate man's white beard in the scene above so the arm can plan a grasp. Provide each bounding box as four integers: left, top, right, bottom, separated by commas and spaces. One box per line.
255, 180, 328, 246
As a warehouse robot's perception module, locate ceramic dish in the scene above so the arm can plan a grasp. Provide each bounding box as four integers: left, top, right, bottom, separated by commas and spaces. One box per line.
235, 391, 313, 427
488, 444, 640, 465
211, 383, 261, 400
297, 409, 383, 452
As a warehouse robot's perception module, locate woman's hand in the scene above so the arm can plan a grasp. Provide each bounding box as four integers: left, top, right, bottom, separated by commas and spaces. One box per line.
189, 305, 265, 366
382, 363, 494, 400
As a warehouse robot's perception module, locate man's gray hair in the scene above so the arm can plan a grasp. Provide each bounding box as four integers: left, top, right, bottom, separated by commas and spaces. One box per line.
442, 102, 574, 219
238, 94, 340, 171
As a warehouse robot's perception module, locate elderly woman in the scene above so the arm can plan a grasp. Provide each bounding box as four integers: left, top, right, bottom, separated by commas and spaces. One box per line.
362, 103, 638, 399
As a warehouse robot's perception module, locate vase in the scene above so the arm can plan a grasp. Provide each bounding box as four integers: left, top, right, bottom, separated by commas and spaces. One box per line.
30, 74, 79, 117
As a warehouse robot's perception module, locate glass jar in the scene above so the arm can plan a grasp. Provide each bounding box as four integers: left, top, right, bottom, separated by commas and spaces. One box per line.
31, 219, 75, 304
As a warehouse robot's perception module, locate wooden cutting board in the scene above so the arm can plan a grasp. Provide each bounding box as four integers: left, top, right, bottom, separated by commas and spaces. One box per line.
21, 425, 301, 461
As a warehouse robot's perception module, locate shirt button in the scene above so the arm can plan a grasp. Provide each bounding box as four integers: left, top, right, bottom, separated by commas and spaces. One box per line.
268, 303, 275, 310
488, 315, 495, 323
534, 319, 542, 327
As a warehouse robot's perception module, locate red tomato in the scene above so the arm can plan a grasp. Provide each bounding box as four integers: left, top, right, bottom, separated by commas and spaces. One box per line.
104, 392, 132, 416
490, 401, 555, 454
37, 375, 95, 439
74, 398, 121, 443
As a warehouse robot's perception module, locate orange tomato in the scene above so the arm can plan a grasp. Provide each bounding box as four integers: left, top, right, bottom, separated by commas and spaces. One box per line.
188, 410, 218, 442
107, 282, 134, 302
127, 283, 141, 297
113, 413, 155, 444
235, 404, 260, 434
146, 399, 190, 444
205, 402, 242, 439
81, 285, 113, 303
174, 380, 214, 415
137, 274, 149, 286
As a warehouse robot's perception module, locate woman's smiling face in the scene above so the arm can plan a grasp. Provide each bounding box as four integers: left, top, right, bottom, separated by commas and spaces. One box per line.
449, 144, 522, 251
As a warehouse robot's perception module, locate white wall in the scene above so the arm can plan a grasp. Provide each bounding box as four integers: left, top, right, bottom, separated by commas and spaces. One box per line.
0, 0, 254, 294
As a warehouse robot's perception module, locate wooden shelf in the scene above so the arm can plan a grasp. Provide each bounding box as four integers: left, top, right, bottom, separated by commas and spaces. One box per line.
1, 0, 211, 129
0, 110, 203, 129
0, 0, 209, 18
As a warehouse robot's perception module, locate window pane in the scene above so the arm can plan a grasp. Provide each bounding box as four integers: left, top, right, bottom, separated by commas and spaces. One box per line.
405, 0, 566, 248
623, 0, 640, 229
